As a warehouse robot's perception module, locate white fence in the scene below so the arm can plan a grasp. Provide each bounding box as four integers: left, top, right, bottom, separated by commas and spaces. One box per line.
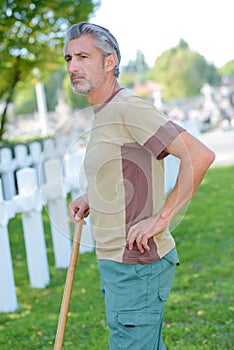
0, 137, 94, 313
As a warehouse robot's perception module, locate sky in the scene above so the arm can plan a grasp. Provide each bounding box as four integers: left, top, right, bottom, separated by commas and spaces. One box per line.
90, 0, 234, 68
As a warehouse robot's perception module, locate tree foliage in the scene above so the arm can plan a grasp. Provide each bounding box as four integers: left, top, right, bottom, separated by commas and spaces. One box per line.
152, 39, 220, 100
219, 60, 234, 76
0, 0, 99, 139
120, 50, 151, 86
13, 61, 67, 114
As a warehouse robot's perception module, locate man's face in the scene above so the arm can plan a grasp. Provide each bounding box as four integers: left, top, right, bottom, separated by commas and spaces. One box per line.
65, 34, 106, 95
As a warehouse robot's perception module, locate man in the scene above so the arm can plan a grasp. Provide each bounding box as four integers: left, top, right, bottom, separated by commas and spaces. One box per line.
66, 22, 215, 349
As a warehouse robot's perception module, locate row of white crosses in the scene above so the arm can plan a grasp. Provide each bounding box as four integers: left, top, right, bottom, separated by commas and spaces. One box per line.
0, 128, 94, 313
0, 178, 17, 312
0, 142, 42, 200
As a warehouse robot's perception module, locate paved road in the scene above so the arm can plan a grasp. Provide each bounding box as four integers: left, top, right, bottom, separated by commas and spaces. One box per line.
199, 128, 234, 167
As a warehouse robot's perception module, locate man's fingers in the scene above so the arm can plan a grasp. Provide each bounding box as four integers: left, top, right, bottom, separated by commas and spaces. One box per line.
84, 208, 90, 217
142, 236, 150, 251
68, 195, 90, 224
127, 227, 138, 250
128, 228, 151, 253
74, 212, 82, 222
136, 235, 144, 253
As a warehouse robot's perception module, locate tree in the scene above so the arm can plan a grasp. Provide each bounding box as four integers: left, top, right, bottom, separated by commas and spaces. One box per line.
219, 60, 234, 76
13, 61, 66, 114
152, 39, 220, 100
0, 0, 99, 139
120, 50, 151, 86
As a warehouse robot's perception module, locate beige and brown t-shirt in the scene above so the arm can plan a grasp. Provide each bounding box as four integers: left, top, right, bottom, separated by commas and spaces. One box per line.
84, 88, 184, 264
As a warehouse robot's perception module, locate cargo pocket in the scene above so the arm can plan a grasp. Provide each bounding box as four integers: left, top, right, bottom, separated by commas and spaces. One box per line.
118, 310, 160, 327
117, 311, 161, 350
158, 248, 178, 301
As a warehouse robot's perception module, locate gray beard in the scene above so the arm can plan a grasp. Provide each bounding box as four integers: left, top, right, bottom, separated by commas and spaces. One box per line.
72, 85, 90, 95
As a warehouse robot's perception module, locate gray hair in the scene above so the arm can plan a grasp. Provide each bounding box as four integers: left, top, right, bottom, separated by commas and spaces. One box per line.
64, 22, 121, 77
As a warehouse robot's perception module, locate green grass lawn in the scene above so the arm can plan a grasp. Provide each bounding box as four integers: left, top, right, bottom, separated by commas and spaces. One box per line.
0, 166, 233, 350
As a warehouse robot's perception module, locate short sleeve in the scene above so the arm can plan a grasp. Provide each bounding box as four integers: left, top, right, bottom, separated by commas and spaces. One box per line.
124, 99, 185, 159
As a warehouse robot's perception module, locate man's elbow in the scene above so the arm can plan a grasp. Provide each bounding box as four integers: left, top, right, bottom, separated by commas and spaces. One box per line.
203, 148, 216, 170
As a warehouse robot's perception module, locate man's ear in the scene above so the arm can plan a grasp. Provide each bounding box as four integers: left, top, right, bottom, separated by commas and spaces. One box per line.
104, 54, 117, 72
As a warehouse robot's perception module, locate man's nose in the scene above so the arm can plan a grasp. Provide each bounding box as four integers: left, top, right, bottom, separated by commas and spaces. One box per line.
68, 59, 80, 73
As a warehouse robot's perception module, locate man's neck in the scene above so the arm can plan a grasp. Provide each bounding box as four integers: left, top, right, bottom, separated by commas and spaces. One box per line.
86, 76, 121, 106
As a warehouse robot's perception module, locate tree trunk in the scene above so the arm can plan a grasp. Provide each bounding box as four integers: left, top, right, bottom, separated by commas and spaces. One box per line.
0, 91, 14, 140
0, 62, 20, 140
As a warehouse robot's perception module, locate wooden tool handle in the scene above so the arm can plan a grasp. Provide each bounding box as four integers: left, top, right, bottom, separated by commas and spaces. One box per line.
54, 220, 83, 350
